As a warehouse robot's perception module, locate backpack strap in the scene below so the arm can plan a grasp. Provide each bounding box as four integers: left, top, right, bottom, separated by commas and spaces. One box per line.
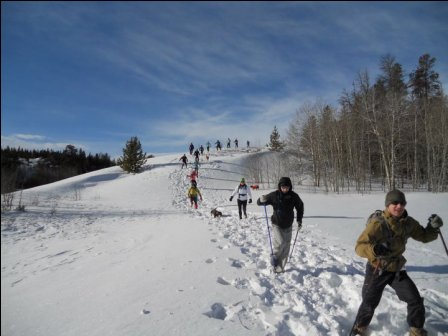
374, 210, 412, 242
368, 210, 393, 242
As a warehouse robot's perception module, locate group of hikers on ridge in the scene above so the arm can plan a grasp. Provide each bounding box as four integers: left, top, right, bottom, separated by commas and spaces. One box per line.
186, 139, 251, 157
180, 148, 444, 336
181, 140, 253, 171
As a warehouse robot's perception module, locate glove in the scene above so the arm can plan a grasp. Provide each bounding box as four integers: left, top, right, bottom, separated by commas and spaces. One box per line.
229, 196, 233, 202
428, 214, 443, 229
297, 220, 302, 230
259, 195, 267, 203
248, 199, 252, 204
373, 243, 391, 257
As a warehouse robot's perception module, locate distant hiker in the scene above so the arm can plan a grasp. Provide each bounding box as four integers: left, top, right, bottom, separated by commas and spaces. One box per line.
192, 160, 200, 177
199, 145, 204, 155
189, 143, 194, 155
215, 140, 222, 151
188, 169, 197, 183
247, 140, 250, 148
234, 138, 238, 148
187, 180, 203, 209
351, 190, 443, 336
227, 138, 231, 149
194, 149, 200, 162
229, 178, 252, 219
206, 141, 211, 152
179, 154, 188, 169
257, 177, 304, 273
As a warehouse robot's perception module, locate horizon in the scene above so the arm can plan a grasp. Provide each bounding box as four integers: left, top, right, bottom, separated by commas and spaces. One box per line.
2, 2, 448, 158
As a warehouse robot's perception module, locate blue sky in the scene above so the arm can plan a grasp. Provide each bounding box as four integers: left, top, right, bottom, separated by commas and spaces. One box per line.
2, 2, 447, 158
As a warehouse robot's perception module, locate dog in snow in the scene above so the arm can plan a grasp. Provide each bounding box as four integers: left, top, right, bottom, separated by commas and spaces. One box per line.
210, 208, 223, 218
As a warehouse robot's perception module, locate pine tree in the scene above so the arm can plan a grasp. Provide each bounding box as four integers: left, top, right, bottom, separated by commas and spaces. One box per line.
117, 136, 147, 173
269, 126, 284, 151
409, 54, 445, 191
409, 54, 442, 100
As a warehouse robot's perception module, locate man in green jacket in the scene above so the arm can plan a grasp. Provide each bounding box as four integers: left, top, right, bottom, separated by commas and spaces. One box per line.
352, 190, 443, 336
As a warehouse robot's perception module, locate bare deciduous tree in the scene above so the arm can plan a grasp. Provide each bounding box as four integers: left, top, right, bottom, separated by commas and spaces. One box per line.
283, 54, 447, 193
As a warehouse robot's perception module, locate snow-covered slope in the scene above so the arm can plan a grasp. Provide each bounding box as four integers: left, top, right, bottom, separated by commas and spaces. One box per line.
2, 150, 447, 336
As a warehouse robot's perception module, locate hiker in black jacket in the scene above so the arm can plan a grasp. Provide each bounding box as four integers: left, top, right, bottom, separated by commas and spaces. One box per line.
257, 177, 304, 273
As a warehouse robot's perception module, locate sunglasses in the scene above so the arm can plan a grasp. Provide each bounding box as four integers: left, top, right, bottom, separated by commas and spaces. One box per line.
391, 201, 406, 206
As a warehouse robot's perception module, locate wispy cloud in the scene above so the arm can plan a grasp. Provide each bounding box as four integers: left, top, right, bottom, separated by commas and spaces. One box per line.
13, 134, 47, 141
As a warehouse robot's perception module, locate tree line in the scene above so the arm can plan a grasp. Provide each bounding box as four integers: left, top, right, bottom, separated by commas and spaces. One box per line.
1, 145, 116, 192
283, 54, 447, 192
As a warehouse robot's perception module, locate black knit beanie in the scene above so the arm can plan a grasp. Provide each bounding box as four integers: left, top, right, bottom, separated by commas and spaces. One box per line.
385, 189, 406, 206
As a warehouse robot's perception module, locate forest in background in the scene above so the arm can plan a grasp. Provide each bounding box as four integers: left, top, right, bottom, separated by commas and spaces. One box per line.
255, 54, 447, 193
1, 145, 115, 193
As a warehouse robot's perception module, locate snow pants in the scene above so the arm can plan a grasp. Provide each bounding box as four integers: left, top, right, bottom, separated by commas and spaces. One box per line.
356, 262, 425, 328
190, 196, 199, 209
271, 224, 292, 269
237, 199, 248, 219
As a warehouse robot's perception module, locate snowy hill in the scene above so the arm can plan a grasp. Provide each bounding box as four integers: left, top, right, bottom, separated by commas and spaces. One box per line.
2, 150, 448, 336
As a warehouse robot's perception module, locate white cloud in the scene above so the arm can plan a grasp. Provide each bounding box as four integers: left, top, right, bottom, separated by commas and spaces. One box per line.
13, 134, 47, 141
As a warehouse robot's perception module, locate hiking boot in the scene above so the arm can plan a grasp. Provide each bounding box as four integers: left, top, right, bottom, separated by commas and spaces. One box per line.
409, 327, 428, 336
352, 325, 367, 335
274, 265, 284, 273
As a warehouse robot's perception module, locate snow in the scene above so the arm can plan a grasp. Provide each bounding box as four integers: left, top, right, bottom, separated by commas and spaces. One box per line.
2, 150, 447, 336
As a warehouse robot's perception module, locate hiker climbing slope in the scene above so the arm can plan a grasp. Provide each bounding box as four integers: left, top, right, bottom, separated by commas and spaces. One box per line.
257, 177, 304, 273
351, 189, 443, 336
179, 154, 188, 169
187, 180, 203, 209
229, 178, 252, 219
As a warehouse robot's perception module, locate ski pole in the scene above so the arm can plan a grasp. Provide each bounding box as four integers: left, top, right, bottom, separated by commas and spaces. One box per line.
263, 205, 275, 264
438, 229, 448, 257
288, 225, 301, 262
